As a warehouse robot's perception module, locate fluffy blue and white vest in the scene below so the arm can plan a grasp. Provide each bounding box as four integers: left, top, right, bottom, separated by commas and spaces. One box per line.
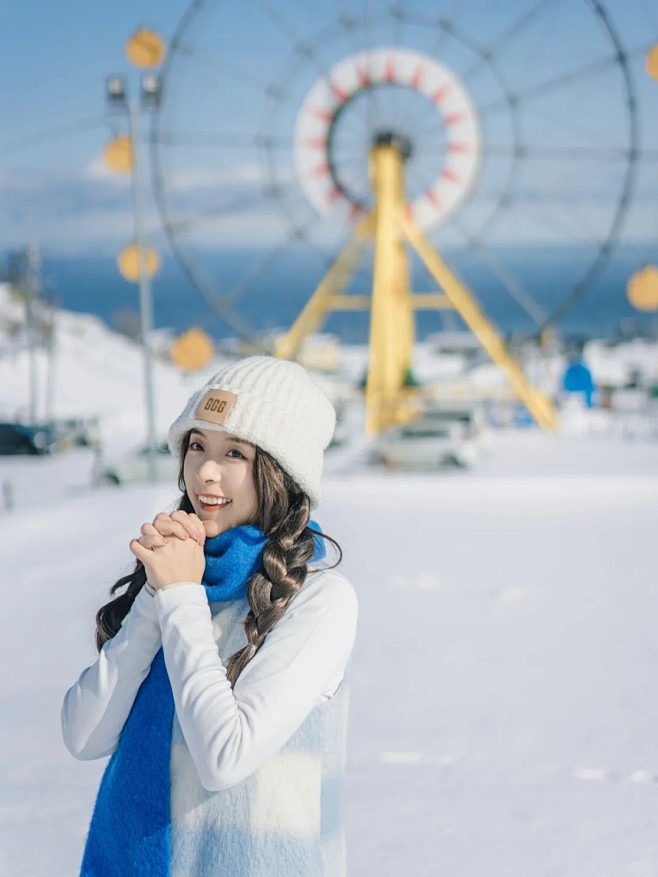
169, 593, 350, 877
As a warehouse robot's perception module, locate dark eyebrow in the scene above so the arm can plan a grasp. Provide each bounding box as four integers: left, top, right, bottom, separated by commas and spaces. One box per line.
189, 429, 253, 448
225, 434, 255, 448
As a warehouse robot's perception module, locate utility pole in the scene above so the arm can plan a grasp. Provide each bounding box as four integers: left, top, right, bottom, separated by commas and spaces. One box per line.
6, 246, 42, 423
25, 245, 41, 424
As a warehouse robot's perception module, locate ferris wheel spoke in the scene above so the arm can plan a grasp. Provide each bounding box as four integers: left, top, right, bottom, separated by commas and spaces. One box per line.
431, 0, 468, 57
167, 245, 255, 339
361, 0, 387, 134
527, 202, 601, 250
460, 0, 550, 85
331, 135, 371, 155
257, 0, 336, 84
172, 44, 269, 92
520, 95, 634, 153
157, 133, 291, 149
407, 144, 449, 163
337, 0, 380, 137
390, 3, 403, 49
535, 183, 614, 248
452, 222, 549, 326
398, 10, 486, 61
479, 51, 633, 115
405, 166, 431, 199
224, 244, 295, 307
164, 187, 291, 237
405, 110, 444, 142
511, 196, 603, 249
483, 145, 653, 162
493, 165, 608, 246
334, 151, 368, 175
410, 94, 445, 133
331, 145, 369, 168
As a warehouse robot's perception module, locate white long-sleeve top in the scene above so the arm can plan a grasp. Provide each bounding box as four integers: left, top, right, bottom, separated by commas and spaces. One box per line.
61, 569, 358, 791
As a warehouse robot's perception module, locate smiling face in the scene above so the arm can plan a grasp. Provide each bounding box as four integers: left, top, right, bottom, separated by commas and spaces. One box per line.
182, 429, 259, 537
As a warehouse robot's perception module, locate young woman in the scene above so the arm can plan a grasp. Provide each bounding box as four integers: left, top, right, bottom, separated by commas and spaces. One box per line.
62, 356, 358, 877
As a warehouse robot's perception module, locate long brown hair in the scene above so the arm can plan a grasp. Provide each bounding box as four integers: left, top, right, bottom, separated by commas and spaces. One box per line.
95, 430, 341, 686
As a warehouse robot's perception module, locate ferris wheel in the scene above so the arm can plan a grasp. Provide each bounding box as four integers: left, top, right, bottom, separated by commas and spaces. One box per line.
151, 0, 645, 339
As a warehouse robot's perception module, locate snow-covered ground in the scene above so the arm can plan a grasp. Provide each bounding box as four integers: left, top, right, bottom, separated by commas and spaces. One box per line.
2, 430, 658, 877
3, 288, 658, 875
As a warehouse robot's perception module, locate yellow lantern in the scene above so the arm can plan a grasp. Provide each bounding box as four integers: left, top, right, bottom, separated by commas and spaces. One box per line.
125, 28, 165, 69
627, 265, 658, 313
646, 43, 658, 82
118, 243, 160, 282
171, 327, 215, 371
103, 135, 133, 173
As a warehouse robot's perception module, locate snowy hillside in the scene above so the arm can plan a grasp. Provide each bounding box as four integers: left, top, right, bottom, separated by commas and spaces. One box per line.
0, 283, 229, 452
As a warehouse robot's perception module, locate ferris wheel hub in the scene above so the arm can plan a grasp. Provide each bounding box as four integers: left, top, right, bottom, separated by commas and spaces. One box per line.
372, 131, 413, 160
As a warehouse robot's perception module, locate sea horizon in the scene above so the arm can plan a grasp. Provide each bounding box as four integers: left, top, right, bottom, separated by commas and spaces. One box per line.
38, 241, 658, 344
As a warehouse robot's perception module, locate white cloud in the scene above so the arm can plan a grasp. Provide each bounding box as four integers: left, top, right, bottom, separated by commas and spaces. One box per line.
83, 155, 130, 186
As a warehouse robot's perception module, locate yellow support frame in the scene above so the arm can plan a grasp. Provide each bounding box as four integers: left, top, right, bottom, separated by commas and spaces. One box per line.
275, 143, 559, 434
274, 215, 373, 361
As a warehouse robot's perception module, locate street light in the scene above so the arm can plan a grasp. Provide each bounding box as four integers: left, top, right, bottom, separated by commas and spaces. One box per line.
103, 30, 165, 483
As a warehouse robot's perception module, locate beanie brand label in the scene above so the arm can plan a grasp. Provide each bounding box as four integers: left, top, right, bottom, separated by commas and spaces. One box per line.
196, 390, 237, 425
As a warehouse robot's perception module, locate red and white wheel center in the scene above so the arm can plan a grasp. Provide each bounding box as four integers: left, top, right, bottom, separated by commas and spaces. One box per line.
294, 47, 481, 232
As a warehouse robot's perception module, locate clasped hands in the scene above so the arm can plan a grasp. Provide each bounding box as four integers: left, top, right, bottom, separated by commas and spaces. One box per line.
129, 510, 208, 591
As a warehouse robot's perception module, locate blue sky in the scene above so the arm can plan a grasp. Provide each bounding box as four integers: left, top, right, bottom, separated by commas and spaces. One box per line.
1, 0, 657, 278
0, 1, 182, 262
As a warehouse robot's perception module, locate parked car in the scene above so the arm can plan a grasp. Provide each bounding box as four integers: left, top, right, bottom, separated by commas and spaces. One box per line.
93, 439, 179, 486
0, 422, 54, 455
52, 416, 101, 449
419, 403, 488, 443
371, 418, 480, 469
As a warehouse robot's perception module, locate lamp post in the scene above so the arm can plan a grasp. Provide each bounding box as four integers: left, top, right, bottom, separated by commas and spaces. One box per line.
104, 32, 164, 482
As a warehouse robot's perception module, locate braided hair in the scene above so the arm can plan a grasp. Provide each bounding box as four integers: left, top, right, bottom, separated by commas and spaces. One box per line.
94, 430, 341, 686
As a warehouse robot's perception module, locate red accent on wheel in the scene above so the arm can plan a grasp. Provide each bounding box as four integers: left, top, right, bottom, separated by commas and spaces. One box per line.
432, 83, 452, 104
441, 168, 460, 183
295, 49, 480, 232
410, 65, 424, 88
310, 107, 333, 122
310, 162, 331, 177
330, 80, 349, 102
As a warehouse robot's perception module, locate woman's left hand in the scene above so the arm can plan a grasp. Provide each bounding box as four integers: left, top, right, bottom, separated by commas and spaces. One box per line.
129, 532, 206, 591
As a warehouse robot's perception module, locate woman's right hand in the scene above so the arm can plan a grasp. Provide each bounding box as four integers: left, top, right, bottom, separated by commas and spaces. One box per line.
136, 510, 206, 551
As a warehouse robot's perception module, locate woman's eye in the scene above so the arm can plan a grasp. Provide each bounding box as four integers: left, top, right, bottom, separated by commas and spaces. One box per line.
189, 441, 204, 451
227, 448, 245, 459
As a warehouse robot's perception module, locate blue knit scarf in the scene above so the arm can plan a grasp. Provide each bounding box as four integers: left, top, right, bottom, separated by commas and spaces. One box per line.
80, 522, 324, 876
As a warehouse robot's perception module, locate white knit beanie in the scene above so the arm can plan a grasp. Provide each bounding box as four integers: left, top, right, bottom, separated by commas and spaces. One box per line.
168, 356, 336, 506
